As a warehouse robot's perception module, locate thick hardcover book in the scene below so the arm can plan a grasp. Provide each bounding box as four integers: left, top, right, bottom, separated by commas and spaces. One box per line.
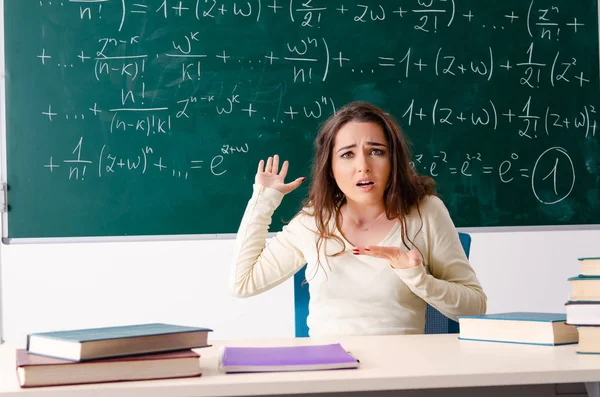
27, 323, 212, 361
218, 343, 359, 373
457, 312, 578, 346
577, 257, 600, 276
568, 276, 600, 301
575, 325, 600, 354
565, 301, 600, 325
16, 349, 201, 387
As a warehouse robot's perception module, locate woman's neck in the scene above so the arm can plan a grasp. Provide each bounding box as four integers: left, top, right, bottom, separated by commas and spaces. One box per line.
343, 201, 387, 225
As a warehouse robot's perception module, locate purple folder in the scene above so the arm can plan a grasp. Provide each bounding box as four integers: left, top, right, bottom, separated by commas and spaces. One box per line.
219, 343, 359, 373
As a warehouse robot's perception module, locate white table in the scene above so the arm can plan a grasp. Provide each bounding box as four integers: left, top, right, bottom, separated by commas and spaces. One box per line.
1, 334, 599, 397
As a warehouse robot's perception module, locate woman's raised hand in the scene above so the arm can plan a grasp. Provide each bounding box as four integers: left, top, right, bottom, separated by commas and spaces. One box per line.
255, 155, 305, 195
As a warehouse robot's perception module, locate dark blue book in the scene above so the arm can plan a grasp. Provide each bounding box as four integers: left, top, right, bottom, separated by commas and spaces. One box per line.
27, 323, 212, 361
457, 312, 578, 346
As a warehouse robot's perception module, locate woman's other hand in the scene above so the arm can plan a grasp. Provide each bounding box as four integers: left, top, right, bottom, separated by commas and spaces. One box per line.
255, 154, 305, 195
352, 246, 422, 270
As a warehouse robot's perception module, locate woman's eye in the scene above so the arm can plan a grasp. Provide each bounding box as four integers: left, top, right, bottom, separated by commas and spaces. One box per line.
341, 152, 353, 158
371, 148, 384, 155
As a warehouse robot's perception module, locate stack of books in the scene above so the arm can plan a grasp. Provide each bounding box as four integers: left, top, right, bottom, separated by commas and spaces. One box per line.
17, 323, 212, 387
566, 257, 600, 354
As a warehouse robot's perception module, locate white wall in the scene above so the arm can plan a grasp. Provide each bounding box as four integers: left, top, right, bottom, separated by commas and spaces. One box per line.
1, 2, 599, 347
0, 238, 295, 346
1, 228, 599, 347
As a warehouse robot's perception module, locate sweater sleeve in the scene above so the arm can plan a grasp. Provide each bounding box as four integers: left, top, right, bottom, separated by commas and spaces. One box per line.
392, 198, 487, 321
230, 184, 308, 298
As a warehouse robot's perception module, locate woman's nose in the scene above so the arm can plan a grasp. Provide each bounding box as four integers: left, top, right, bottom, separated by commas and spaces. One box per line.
356, 154, 370, 173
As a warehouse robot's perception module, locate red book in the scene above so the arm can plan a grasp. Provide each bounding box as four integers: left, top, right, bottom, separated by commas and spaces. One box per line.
16, 349, 201, 388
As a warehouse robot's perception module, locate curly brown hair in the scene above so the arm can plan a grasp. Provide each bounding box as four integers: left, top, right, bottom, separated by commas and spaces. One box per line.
301, 101, 437, 274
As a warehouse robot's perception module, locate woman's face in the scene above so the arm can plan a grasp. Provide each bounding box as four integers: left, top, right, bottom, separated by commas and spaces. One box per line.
331, 121, 391, 206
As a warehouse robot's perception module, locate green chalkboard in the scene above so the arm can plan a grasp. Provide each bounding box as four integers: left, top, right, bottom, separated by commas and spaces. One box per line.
2, 0, 599, 240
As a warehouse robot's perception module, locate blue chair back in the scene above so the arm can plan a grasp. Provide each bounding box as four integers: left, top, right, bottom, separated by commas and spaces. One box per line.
293, 232, 471, 337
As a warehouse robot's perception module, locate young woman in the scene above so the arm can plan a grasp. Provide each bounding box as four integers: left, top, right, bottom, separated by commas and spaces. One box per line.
230, 101, 486, 337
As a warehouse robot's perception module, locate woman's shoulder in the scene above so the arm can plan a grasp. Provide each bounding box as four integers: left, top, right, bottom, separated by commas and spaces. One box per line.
286, 206, 318, 231
414, 194, 450, 217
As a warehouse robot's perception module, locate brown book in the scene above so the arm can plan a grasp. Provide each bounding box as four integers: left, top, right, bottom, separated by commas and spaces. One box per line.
16, 349, 202, 388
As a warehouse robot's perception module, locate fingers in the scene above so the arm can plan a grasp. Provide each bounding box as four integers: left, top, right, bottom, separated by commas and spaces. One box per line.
279, 160, 289, 178
407, 249, 422, 267
264, 155, 280, 173
260, 155, 295, 179
272, 155, 280, 174
353, 246, 375, 256
352, 246, 397, 259
408, 249, 420, 261
352, 246, 422, 269
353, 246, 382, 256
265, 156, 273, 173
287, 177, 306, 192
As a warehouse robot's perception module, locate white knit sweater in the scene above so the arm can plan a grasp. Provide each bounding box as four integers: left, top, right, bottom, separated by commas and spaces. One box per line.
231, 184, 487, 337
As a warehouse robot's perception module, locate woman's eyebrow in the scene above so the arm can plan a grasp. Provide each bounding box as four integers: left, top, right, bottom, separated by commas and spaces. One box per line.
336, 144, 356, 153
336, 142, 387, 153
366, 141, 387, 147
